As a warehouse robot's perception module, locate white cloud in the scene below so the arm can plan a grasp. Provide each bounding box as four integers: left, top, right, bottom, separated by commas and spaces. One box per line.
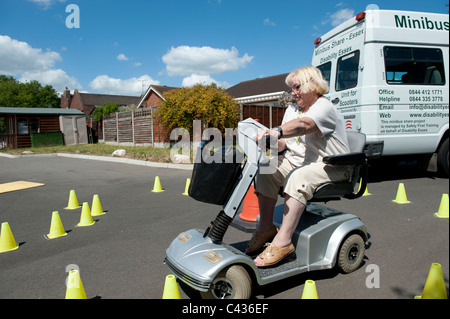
28, 0, 66, 9
117, 53, 142, 67
181, 74, 229, 89
0, 34, 81, 94
316, 8, 355, 32
0, 35, 62, 75
117, 54, 129, 61
19, 69, 81, 93
89, 75, 160, 96
162, 46, 253, 76
330, 8, 354, 26
264, 18, 276, 27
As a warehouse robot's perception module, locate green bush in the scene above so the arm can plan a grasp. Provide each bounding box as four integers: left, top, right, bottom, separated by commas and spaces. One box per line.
156, 84, 240, 135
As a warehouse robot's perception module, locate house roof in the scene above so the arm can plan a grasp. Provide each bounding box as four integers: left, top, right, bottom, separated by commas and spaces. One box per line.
152, 85, 179, 95
0, 107, 84, 116
226, 73, 290, 99
134, 74, 290, 108
137, 85, 179, 108
76, 92, 140, 107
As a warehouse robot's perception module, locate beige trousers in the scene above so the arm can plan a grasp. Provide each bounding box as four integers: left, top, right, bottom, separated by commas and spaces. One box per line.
255, 156, 352, 205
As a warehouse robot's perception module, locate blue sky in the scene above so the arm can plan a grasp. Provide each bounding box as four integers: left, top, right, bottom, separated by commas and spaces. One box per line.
0, 0, 448, 96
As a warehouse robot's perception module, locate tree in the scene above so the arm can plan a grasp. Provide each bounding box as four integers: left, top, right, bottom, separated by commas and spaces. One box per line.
0, 75, 60, 108
90, 102, 120, 121
156, 84, 240, 135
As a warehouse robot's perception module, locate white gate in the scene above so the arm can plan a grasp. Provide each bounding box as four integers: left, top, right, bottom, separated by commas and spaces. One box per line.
59, 116, 88, 145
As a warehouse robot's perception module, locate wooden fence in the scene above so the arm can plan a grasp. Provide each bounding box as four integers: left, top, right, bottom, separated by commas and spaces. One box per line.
241, 104, 285, 129
103, 108, 169, 147
102, 104, 286, 148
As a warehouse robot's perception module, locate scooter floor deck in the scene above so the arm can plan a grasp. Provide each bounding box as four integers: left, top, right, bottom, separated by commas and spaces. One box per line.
225, 242, 308, 280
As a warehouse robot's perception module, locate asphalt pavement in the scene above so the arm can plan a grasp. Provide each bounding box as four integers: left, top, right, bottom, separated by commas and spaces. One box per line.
0, 153, 448, 300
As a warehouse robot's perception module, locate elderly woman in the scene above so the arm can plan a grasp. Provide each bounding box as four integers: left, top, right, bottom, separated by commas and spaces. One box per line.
247, 66, 352, 267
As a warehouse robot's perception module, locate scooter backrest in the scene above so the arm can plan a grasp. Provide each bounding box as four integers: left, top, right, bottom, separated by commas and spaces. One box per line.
346, 131, 366, 153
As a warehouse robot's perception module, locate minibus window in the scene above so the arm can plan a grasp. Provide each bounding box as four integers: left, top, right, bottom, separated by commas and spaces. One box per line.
384, 47, 445, 85
336, 51, 360, 91
317, 62, 332, 84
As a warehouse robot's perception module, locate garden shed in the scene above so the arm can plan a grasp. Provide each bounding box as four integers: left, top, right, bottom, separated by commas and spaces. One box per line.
0, 107, 87, 149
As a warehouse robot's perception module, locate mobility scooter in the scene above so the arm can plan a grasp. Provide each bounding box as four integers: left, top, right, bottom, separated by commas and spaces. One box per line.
165, 118, 369, 299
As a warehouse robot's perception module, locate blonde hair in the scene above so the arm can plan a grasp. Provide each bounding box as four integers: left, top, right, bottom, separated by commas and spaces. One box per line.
285, 66, 329, 95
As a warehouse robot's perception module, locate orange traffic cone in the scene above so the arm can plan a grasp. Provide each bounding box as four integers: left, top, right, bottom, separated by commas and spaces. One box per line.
239, 185, 260, 222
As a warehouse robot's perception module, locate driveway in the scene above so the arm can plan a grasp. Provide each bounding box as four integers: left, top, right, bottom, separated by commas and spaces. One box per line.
0, 154, 448, 300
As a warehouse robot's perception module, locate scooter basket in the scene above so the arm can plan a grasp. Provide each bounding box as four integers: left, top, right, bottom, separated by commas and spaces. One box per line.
189, 143, 244, 205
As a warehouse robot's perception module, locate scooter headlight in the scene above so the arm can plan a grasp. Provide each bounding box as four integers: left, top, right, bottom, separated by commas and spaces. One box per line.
177, 232, 192, 243
203, 251, 222, 264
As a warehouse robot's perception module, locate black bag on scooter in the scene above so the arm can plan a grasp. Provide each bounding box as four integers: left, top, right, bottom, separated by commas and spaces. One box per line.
189, 142, 244, 205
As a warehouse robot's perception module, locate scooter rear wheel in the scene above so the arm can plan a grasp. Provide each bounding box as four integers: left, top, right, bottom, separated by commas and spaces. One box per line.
200, 265, 252, 299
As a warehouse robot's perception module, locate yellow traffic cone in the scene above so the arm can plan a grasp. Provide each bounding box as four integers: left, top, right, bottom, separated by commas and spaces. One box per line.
91, 195, 105, 216
152, 176, 164, 193
434, 194, 449, 218
162, 275, 181, 299
358, 179, 371, 196
415, 263, 447, 299
77, 202, 95, 227
65, 270, 87, 299
182, 178, 190, 195
45, 211, 67, 239
392, 183, 411, 204
301, 280, 318, 299
65, 190, 81, 210
0, 222, 19, 253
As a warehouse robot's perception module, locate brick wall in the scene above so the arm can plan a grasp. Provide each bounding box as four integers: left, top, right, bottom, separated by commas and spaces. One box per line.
68, 90, 84, 113
145, 91, 163, 107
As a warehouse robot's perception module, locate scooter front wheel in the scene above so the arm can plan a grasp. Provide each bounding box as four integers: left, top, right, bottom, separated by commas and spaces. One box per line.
337, 233, 365, 274
200, 265, 252, 299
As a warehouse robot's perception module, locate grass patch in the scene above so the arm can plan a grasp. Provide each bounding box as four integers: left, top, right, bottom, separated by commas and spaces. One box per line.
1, 143, 173, 163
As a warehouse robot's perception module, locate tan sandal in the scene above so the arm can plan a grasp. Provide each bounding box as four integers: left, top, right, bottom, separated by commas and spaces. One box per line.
245, 226, 278, 255
255, 242, 295, 268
